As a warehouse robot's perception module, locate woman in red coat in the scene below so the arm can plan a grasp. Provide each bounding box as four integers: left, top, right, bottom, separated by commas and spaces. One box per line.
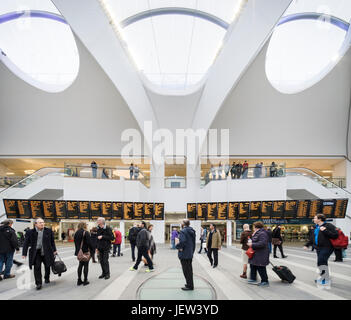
112, 228, 122, 257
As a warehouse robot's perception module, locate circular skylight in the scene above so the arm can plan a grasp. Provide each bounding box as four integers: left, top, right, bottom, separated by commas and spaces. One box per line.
266, 0, 351, 94
0, 1, 79, 93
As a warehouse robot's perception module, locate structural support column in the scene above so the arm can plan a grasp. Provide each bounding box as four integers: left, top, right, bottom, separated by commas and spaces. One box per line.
150, 220, 165, 244
226, 220, 232, 247
120, 221, 125, 249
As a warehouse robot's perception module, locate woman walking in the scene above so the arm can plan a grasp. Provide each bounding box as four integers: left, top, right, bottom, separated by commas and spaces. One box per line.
247, 221, 270, 287
74, 222, 93, 286
272, 225, 287, 258
239, 224, 252, 278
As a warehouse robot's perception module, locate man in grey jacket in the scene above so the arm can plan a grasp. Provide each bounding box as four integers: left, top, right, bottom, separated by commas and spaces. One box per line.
129, 221, 154, 272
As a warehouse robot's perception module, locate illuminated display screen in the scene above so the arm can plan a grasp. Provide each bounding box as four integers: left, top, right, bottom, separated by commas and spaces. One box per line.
30, 201, 42, 219
207, 203, 217, 220
187, 203, 196, 220
90, 201, 102, 220
334, 199, 348, 218
144, 203, 154, 220
285, 200, 298, 219
228, 202, 238, 220
101, 202, 112, 220
322, 200, 335, 218
78, 201, 90, 219
272, 201, 285, 219
134, 202, 144, 220
55, 201, 67, 219
309, 200, 323, 218
123, 202, 134, 220
196, 203, 207, 220
3, 200, 18, 219
238, 202, 250, 220
250, 201, 261, 219
297, 200, 310, 219
217, 202, 228, 220
112, 202, 123, 220
42, 201, 55, 220
17, 200, 32, 219
66, 201, 79, 219
154, 203, 164, 220
261, 201, 272, 219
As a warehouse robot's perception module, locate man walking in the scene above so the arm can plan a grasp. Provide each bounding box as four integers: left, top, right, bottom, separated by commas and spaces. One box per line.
0, 219, 19, 280
96, 217, 114, 280
176, 219, 196, 291
22, 218, 57, 290
198, 227, 207, 254
129, 221, 154, 272
128, 222, 141, 261
206, 224, 221, 268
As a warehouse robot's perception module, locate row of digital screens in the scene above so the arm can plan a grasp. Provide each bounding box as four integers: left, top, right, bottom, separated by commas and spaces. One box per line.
187, 199, 348, 220
3, 199, 164, 221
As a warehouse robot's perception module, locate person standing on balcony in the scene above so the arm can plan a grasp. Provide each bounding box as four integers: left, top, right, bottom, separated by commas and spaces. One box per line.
217, 162, 223, 180
91, 161, 98, 178
129, 163, 134, 180
242, 161, 249, 179
102, 168, 109, 179
230, 162, 236, 179
210, 165, 216, 180
259, 162, 264, 177
270, 162, 277, 177
134, 165, 140, 179
224, 163, 230, 179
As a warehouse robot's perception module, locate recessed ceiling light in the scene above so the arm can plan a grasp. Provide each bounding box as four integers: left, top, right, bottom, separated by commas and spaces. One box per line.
322, 170, 333, 173
6, 172, 14, 175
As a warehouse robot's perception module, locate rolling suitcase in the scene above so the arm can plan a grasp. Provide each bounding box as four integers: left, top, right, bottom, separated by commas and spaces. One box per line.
52, 254, 67, 277
270, 262, 295, 283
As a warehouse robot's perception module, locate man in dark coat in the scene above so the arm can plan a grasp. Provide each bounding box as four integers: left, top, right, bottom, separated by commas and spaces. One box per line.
247, 221, 270, 287
128, 222, 141, 261
304, 214, 338, 286
22, 218, 57, 290
129, 221, 153, 272
0, 219, 19, 280
272, 225, 287, 258
176, 219, 196, 291
96, 217, 114, 280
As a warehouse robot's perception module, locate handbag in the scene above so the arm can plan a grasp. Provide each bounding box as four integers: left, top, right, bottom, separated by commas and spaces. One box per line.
246, 247, 255, 259
77, 231, 91, 262
272, 238, 282, 246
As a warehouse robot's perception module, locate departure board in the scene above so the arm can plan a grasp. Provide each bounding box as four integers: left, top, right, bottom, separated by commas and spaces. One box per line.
297, 200, 310, 219
322, 200, 335, 218
261, 201, 272, 219
272, 201, 285, 219
309, 199, 323, 218
123, 202, 134, 220
207, 203, 217, 220
238, 202, 250, 220
66, 201, 79, 219
17, 200, 32, 219
134, 202, 144, 219
101, 202, 112, 220
250, 201, 261, 219
228, 202, 238, 220
112, 202, 123, 220
55, 201, 67, 219
78, 201, 90, 219
90, 201, 102, 220
154, 203, 164, 220
42, 201, 55, 220
143, 203, 154, 220
30, 200, 42, 219
187, 203, 196, 220
285, 200, 298, 219
196, 203, 207, 220
217, 202, 228, 220
3, 200, 18, 219
334, 199, 348, 218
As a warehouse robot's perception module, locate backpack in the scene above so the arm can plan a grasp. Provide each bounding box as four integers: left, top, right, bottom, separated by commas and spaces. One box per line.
330, 230, 349, 249
110, 229, 116, 243
128, 227, 139, 242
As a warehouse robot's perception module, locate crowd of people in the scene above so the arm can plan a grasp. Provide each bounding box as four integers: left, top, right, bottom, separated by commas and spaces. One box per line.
0, 215, 348, 292
205, 161, 281, 183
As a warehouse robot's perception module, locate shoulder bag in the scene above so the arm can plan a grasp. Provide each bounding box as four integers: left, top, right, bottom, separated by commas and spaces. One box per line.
77, 231, 91, 262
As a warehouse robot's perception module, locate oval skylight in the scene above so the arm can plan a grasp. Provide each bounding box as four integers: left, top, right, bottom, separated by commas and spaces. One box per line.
266, 0, 351, 94
99, 0, 246, 92
0, 0, 79, 93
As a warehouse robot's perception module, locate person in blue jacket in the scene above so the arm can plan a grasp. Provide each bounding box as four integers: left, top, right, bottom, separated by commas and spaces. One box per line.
175, 219, 196, 291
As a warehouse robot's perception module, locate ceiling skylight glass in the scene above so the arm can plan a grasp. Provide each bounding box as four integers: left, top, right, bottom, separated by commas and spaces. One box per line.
100, 0, 246, 92
266, 0, 351, 94
0, 0, 79, 93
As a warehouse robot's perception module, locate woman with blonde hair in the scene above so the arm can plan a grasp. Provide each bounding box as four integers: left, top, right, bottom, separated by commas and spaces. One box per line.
74, 222, 93, 286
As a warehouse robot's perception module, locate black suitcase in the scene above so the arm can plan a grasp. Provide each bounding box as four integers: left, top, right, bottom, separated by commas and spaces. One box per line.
270, 262, 295, 283
52, 254, 67, 277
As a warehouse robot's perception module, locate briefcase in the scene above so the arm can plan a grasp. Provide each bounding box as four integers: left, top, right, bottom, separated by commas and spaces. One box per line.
270, 262, 295, 283
52, 254, 67, 277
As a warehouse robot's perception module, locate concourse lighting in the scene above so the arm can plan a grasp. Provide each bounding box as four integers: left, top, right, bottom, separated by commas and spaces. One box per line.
322, 170, 333, 173
24, 169, 35, 175
6, 172, 14, 175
